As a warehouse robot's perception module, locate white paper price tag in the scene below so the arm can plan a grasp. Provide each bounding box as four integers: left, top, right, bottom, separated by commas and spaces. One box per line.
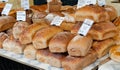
0, 0, 8, 2
85, 0, 97, 5
17, 11, 26, 21
1, 3, 12, 16
77, 0, 86, 9
98, 0, 106, 6
21, 0, 30, 10
78, 19, 94, 36
51, 16, 64, 26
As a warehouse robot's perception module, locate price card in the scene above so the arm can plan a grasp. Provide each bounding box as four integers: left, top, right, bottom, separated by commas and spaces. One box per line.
1, 3, 12, 16
17, 11, 26, 21
50, 16, 64, 26
78, 19, 94, 36
85, 0, 97, 5
21, 0, 30, 10
77, 0, 86, 9
98, 0, 106, 6
0, 0, 8, 2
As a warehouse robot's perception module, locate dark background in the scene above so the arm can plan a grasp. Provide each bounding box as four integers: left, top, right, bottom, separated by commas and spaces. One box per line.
34, 0, 78, 5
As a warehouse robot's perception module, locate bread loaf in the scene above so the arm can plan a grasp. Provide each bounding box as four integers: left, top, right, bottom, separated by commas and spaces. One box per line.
49, 32, 75, 53
67, 35, 93, 56
36, 49, 50, 63
75, 5, 110, 22
92, 39, 115, 58
24, 44, 37, 60
109, 45, 120, 62
0, 16, 16, 32
33, 26, 63, 49
13, 21, 30, 39
88, 21, 117, 40
62, 49, 97, 70
104, 5, 117, 21
19, 23, 48, 44
3, 37, 25, 54
0, 32, 8, 48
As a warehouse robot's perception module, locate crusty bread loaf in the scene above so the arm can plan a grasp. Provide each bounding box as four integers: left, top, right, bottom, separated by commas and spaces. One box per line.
36, 48, 67, 67
33, 26, 63, 49
13, 21, 30, 39
75, 5, 110, 22
104, 5, 117, 21
0, 32, 8, 48
0, 16, 16, 32
36, 49, 50, 63
60, 22, 75, 31
62, 49, 97, 70
49, 32, 75, 53
109, 45, 120, 62
88, 21, 117, 40
67, 35, 93, 56
3, 37, 25, 54
92, 39, 115, 58
19, 23, 48, 44
47, 52, 67, 68
24, 44, 37, 60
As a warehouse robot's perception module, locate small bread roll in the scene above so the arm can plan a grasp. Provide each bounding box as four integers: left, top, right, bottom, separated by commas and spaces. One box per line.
109, 45, 120, 62
49, 32, 75, 53
62, 49, 97, 70
89, 21, 117, 40
0, 16, 16, 32
33, 26, 63, 49
0, 32, 8, 48
19, 23, 48, 44
36, 49, 50, 63
92, 39, 115, 58
24, 44, 37, 60
3, 37, 25, 54
104, 5, 117, 21
67, 35, 93, 56
75, 5, 109, 22
13, 21, 30, 39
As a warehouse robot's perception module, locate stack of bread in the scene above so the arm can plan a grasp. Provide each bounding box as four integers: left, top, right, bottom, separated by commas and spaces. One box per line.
0, 0, 119, 70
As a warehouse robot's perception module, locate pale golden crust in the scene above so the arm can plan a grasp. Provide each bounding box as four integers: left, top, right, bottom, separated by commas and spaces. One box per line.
24, 44, 37, 60
0, 32, 8, 48
49, 32, 75, 53
92, 39, 115, 58
32, 26, 63, 49
75, 5, 110, 22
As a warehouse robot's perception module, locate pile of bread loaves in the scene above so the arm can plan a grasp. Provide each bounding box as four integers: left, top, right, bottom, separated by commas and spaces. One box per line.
0, 1, 120, 70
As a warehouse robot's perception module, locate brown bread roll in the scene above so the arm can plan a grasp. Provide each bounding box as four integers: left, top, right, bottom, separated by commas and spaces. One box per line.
92, 39, 115, 58
88, 21, 117, 40
67, 35, 93, 56
0, 16, 16, 32
24, 44, 37, 60
33, 26, 63, 49
62, 49, 97, 70
19, 23, 48, 44
49, 32, 75, 53
75, 5, 110, 22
